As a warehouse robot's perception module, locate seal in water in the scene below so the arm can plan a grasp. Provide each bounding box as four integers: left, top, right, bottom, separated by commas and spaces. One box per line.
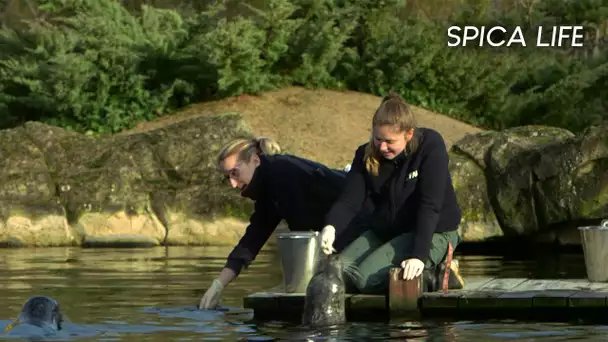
302, 253, 358, 327
3, 296, 63, 334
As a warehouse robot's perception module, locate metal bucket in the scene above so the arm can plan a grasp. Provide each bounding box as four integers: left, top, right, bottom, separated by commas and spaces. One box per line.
276, 231, 321, 293
579, 219, 608, 282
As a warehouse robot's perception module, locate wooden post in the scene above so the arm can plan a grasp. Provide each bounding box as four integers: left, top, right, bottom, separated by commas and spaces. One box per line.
389, 267, 423, 317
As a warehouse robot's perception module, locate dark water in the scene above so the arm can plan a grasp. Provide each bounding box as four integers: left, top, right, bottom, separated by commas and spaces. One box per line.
0, 245, 606, 341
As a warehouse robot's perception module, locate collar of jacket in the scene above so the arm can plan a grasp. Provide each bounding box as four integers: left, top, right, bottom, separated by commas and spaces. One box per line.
240, 153, 270, 201
380, 149, 408, 167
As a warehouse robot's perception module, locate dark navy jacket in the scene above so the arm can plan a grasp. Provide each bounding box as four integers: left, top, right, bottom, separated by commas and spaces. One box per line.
325, 127, 462, 263
224, 153, 349, 275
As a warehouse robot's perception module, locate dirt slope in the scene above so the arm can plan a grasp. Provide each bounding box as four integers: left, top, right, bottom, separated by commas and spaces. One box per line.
125, 87, 483, 168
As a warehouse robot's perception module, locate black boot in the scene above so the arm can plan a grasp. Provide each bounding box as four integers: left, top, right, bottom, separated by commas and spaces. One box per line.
439, 259, 465, 290
422, 260, 465, 292
422, 267, 440, 293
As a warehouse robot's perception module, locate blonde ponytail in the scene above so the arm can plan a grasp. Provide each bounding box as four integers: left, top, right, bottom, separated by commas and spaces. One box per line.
363, 139, 380, 176
216, 136, 282, 170
254, 137, 281, 156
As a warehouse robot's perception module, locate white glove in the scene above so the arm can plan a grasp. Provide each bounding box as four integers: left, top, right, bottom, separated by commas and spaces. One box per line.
320, 225, 336, 255
400, 258, 425, 280
198, 279, 224, 309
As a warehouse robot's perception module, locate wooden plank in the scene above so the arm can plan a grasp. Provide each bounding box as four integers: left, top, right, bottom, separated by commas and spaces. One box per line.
586, 282, 608, 291
457, 291, 503, 309
476, 278, 528, 291
420, 277, 494, 309
460, 277, 495, 291
569, 291, 608, 308
244, 278, 608, 321
496, 290, 536, 308
420, 292, 461, 310
533, 290, 579, 308
499, 280, 583, 308
348, 294, 386, 312
418, 277, 492, 301
511, 279, 595, 291
388, 267, 423, 314
418, 278, 496, 311
243, 294, 279, 312
278, 294, 306, 313
246, 290, 304, 297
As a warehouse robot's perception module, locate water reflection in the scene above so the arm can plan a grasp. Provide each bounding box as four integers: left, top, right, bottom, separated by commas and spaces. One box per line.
453, 253, 588, 279
0, 245, 600, 341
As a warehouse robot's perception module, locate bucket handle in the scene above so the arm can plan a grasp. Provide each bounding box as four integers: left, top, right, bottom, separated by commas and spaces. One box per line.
602, 219, 608, 229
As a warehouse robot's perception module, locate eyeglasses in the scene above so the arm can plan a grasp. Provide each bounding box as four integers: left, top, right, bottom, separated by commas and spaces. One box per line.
223, 161, 244, 181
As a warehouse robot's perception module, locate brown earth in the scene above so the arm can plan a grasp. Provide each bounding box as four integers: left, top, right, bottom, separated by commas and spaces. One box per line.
123, 86, 484, 169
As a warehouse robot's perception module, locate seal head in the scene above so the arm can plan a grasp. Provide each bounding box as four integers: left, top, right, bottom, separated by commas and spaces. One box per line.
4, 296, 63, 333
301, 253, 349, 328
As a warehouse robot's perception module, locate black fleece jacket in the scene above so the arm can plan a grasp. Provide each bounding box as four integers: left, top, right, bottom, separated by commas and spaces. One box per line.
224, 153, 349, 275
325, 127, 462, 263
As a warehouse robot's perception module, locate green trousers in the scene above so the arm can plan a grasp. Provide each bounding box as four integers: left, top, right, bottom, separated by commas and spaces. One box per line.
340, 228, 462, 294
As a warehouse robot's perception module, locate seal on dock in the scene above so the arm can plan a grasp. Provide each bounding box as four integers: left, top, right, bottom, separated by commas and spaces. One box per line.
302, 253, 358, 327
3, 296, 63, 333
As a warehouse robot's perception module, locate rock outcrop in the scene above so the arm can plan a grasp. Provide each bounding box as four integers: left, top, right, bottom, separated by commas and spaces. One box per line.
451, 123, 608, 245
0, 112, 605, 248
0, 113, 256, 247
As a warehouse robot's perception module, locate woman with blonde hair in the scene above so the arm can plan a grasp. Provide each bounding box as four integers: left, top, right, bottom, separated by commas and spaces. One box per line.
198, 136, 368, 309
319, 92, 465, 294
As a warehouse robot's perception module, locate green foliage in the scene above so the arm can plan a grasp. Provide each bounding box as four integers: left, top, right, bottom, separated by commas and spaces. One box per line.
0, 0, 606, 134
0, 0, 189, 132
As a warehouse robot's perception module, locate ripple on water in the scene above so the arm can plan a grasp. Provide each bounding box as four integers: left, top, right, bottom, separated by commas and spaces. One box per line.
0, 246, 599, 341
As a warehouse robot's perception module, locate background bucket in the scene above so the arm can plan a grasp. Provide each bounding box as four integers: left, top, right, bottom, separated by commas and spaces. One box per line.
276, 231, 321, 293
579, 219, 608, 282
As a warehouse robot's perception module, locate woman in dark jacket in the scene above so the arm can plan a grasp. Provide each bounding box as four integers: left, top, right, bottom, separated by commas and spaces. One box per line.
320, 93, 465, 294
198, 137, 366, 309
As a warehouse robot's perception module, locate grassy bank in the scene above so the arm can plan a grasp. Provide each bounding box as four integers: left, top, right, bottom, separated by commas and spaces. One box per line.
0, 0, 606, 134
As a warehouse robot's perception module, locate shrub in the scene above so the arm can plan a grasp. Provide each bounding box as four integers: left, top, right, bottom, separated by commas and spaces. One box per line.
0, 0, 605, 134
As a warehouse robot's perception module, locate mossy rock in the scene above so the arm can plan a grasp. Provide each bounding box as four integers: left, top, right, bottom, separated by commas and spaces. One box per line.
0, 126, 57, 202
450, 123, 606, 242
451, 130, 499, 169
503, 125, 575, 140
0, 112, 257, 247
533, 122, 608, 224
0, 201, 75, 247
448, 152, 502, 241
487, 123, 607, 236
451, 125, 574, 171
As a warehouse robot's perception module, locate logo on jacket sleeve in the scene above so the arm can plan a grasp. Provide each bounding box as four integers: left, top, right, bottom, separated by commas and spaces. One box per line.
407, 170, 418, 180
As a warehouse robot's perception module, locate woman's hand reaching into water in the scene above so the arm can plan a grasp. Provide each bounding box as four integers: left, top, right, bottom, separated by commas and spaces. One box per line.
198, 279, 224, 310
198, 268, 236, 310
400, 258, 424, 280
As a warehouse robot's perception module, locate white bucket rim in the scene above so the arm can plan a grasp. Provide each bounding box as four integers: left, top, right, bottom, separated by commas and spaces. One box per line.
277, 231, 319, 239
578, 219, 608, 230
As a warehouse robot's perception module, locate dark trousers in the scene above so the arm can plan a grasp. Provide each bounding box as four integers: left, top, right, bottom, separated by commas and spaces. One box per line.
339, 223, 462, 294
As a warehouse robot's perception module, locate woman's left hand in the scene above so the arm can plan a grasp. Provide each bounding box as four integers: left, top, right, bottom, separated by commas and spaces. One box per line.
400, 258, 425, 280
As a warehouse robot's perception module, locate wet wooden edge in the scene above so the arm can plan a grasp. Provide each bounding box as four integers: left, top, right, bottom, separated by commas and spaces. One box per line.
244, 278, 608, 316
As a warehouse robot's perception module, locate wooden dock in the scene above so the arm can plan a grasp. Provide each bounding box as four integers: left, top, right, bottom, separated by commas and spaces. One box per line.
243, 270, 608, 323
